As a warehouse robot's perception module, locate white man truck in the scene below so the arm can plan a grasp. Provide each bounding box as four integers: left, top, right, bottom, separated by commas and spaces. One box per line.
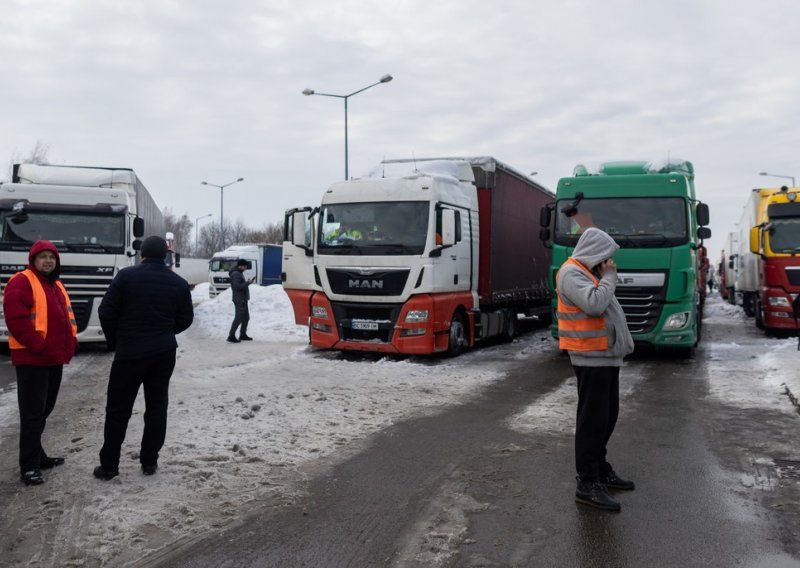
208, 243, 282, 297
0, 163, 164, 344
282, 157, 554, 356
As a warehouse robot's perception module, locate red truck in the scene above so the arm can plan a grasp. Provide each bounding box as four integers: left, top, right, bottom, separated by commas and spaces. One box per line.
282, 157, 554, 355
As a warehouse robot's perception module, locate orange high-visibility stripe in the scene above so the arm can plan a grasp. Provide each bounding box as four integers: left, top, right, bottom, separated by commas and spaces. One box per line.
556, 258, 608, 352
7, 269, 77, 350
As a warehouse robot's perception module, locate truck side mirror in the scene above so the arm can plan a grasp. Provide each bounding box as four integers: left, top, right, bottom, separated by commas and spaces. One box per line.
174, 252, 181, 268
440, 209, 457, 246
539, 205, 552, 228
697, 227, 711, 240
749, 226, 760, 254
292, 211, 308, 247
133, 217, 145, 238
696, 203, 710, 227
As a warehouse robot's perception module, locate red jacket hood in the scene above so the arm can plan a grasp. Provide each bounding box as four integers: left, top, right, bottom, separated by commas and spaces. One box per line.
28, 240, 62, 275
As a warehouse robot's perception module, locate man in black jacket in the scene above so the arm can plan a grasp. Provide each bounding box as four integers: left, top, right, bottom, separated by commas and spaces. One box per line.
93, 236, 194, 479
227, 258, 254, 343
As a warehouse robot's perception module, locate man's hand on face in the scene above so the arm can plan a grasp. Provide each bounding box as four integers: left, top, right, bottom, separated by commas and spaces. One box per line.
598, 258, 617, 276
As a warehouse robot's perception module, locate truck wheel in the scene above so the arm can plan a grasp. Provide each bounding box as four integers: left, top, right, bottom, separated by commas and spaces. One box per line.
500, 309, 517, 342
447, 312, 469, 356
755, 299, 765, 330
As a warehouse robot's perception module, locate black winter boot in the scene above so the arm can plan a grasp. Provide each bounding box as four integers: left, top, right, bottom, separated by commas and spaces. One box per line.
226, 335, 240, 343
575, 477, 621, 511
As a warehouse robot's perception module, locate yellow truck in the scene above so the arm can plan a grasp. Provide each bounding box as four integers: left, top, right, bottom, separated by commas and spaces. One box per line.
736, 185, 800, 332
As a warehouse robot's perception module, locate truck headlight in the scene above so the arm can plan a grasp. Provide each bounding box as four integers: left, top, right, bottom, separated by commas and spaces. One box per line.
663, 311, 689, 330
312, 306, 329, 319
404, 309, 429, 323
767, 296, 791, 307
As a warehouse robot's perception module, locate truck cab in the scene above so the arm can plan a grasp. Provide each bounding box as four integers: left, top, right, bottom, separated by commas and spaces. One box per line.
542, 159, 711, 351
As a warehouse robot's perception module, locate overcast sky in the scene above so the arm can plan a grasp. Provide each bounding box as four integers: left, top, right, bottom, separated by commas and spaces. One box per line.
3, 0, 799, 259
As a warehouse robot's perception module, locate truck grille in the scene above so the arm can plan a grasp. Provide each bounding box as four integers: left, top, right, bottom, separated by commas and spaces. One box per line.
326, 269, 410, 296
1, 265, 114, 333
615, 288, 664, 334
786, 267, 800, 286
331, 301, 402, 343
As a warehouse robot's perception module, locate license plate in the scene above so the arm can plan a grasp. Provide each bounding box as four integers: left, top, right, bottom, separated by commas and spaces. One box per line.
351, 321, 379, 330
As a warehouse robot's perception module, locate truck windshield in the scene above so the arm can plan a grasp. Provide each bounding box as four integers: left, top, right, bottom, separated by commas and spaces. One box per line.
553, 197, 688, 248
209, 258, 240, 272
318, 201, 429, 255
0, 210, 126, 253
768, 218, 800, 253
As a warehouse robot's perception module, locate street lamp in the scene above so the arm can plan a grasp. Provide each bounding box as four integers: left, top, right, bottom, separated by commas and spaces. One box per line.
201, 178, 244, 249
759, 172, 796, 187
195, 213, 212, 256
302, 74, 393, 180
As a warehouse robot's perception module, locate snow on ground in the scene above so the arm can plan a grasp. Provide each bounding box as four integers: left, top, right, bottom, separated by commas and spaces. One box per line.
508, 293, 800, 436
1, 286, 798, 567
1, 283, 522, 566
704, 294, 800, 415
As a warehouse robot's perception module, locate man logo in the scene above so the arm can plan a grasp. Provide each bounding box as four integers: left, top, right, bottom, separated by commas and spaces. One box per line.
349, 279, 383, 289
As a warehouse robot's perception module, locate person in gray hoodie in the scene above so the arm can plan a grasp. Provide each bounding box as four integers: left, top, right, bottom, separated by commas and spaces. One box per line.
556, 227, 635, 511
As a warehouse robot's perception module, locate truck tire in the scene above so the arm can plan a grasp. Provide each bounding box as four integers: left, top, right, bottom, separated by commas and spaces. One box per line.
755, 298, 765, 330
500, 309, 517, 342
447, 312, 469, 357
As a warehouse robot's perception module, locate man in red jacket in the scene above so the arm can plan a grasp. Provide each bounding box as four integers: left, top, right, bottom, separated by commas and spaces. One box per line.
3, 240, 78, 486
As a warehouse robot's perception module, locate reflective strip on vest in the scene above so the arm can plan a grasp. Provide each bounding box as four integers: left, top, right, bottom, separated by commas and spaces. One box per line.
556, 258, 609, 352
7, 269, 77, 350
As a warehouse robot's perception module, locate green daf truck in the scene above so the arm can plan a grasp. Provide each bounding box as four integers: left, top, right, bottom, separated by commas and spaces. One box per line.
539, 159, 711, 352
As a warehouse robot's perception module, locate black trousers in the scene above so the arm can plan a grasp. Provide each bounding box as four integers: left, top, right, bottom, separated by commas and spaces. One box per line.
99, 349, 176, 470
229, 300, 250, 337
574, 365, 620, 482
16, 365, 63, 472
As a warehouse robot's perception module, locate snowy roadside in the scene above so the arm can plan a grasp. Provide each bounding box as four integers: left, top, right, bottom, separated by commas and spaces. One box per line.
507, 294, 800, 436
0, 284, 547, 567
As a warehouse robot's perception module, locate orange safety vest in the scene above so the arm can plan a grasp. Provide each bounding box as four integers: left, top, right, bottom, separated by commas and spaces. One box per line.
7, 269, 77, 350
556, 258, 608, 352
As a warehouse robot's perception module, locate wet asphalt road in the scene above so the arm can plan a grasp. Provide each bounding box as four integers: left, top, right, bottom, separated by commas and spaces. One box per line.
140, 314, 800, 568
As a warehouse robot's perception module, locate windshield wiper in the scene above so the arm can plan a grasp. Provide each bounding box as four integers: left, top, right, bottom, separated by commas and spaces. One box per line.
370, 243, 417, 255
67, 243, 119, 253
326, 242, 364, 255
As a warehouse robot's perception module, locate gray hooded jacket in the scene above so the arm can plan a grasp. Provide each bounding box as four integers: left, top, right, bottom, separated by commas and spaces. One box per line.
556, 227, 634, 367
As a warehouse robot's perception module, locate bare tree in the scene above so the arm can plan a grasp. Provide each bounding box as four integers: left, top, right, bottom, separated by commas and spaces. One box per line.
196, 218, 286, 257
247, 222, 284, 244
6, 140, 50, 180
163, 208, 193, 254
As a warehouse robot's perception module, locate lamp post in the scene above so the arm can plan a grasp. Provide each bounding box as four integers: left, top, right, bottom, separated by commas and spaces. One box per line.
759, 172, 796, 187
303, 74, 393, 180
195, 213, 212, 256
201, 178, 244, 249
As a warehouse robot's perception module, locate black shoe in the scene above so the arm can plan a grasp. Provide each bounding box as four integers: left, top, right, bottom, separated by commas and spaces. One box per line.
600, 470, 635, 491
227, 336, 240, 343
21, 469, 45, 486
141, 464, 158, 476
40, 456, 65, 469
239, 334, 253, 341
93, 465, 119, 481
575, 478, 621, 511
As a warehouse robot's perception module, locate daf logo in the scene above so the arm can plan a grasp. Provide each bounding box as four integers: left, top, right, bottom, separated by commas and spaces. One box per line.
349, 279, 383, 289
96, 267, 114, 273
1, 265, 26, 271
618, 277, 635, 285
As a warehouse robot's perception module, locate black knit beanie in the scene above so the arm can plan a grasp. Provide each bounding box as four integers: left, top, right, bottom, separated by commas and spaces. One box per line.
140, 236, 168, 260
